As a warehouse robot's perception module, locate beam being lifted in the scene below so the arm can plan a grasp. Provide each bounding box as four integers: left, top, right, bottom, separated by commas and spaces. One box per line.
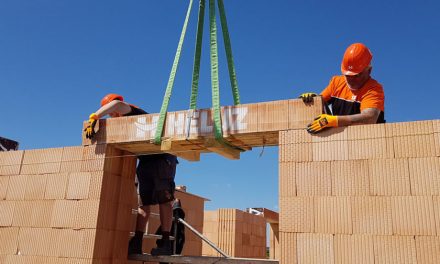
83, 98, 324, 161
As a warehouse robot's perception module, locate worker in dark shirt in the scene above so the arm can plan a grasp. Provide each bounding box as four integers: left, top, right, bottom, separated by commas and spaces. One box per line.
85, 93, 178, 256
299, 43, 385, 134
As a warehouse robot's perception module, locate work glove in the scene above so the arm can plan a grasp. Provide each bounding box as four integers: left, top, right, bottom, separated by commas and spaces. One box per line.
298, 92, 317, 103
306, 114, 338, 134
84, 113, 98, 139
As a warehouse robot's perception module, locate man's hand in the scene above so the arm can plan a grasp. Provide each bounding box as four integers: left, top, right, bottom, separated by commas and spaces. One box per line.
307, 114, 338, 134
299, 93, 317, 103
84, 113, 98, 139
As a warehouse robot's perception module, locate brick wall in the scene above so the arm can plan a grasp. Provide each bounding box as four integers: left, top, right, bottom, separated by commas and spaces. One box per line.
279, 120, 440, 264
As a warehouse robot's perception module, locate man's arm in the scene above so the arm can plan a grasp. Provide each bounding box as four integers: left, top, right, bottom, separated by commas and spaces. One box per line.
95, 100, 132, 118
337, 108, 381, 126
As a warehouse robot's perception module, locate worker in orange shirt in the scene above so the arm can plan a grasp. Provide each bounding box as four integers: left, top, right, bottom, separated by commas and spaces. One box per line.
299, 43, 385, 134
84, 94, 178, 256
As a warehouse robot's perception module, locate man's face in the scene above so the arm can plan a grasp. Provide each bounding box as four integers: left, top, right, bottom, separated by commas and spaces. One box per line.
344, 67, 371, 90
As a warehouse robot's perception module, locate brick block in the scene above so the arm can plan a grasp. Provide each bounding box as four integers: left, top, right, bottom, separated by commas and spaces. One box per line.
0, 201, 14, 227
369, 158, 411, 196
31, 200, 55, 227
125, 113, 157, 142
279, 161, 296, 197
61, 146, 84, 161
279, 232, 297, 264
288, 97, 323, 129
284, 129, 312, 144
17, 227, 40, 256
72, 200, 100, 229
296, 162, 331, 196
315, 196, 352, 234
0, 227, 19, 254
0, 150, 23, 166
37, 228, 60, 257
312, 140, 349, 161
50, 200, 78, 228
88, 171, 104, 200
22, 147, 63, 164
415, 236, 440, 264
297, 233, 334, 264
0, 176, 9, 199
393, 134, 436, 158
434, 196, 440, 234
408, 157, 440, 195
24, 174, 47, 200
11, 201, 33, 227
311, 127, 348, 142
373, 235, 416, 264
0, 165, 21, 176
334, 234, 374, 264
348, 137, 393, 160
331, 160, 369, 196
258, 100, 289, 132
433, 120, 440, 133
352, 196, 392, 235
279, 197, 314, 232
5, 175, 27, 200
66, 172, 91, 200
392, 196, 436, 235
385, 120, 433, 137
347, 123, 385, 140
436, 133, 440, 157
45, 173, 69, 199
282, 143, 312, 162
57, 229, 84, 258
60, 160, 83, 173
21, 162, 60, 175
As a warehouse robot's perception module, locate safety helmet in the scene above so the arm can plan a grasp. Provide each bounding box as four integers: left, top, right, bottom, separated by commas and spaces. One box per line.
341, 43, 373, 75
101, 93, 124, 107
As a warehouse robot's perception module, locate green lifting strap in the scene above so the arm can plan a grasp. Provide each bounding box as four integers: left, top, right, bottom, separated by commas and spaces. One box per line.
217, 0, 240, 105
189, 0, 205, 110
154, 0, 194, 144
209, 0, 222, 140
209, 0, 243, 151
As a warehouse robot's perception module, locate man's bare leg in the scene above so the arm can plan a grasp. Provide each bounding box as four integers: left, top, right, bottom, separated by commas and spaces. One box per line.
159, 201, 173, 233
128, 205, 150, 254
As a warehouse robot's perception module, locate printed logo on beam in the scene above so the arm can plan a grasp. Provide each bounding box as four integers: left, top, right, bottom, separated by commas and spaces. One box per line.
133, 107, 248, 139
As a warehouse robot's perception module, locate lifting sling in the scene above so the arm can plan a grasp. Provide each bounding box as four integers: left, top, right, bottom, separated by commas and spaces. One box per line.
153, 0, 244, 152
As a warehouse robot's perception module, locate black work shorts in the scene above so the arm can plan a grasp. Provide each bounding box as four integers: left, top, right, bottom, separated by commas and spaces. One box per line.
136, 154, 178, 206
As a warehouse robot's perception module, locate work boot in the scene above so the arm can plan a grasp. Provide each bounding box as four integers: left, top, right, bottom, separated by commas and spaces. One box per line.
150, 239, 173, 256
128, 231, 143, 255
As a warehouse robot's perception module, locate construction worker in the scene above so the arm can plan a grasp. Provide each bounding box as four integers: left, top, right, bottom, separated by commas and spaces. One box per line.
299, 43, 385, 134
84, 93, 178, 256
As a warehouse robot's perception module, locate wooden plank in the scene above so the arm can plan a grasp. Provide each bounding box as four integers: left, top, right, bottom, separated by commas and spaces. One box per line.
128, 254, 279, 264
168, 151, 201, 162
204, 139, 241, 160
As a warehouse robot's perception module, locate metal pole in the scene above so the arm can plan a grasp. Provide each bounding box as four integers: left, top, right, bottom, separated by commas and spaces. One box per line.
176, 218, 229, 258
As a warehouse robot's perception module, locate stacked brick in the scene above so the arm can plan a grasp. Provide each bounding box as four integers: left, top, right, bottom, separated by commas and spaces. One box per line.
0, 144, 138, 264
202, 209, 267, 258
279, 120, 440, 263
142, 188, 208, 256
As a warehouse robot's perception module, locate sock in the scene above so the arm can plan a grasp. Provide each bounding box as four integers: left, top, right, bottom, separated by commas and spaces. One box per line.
161, 231, 170, 241
134, 231, 144, 239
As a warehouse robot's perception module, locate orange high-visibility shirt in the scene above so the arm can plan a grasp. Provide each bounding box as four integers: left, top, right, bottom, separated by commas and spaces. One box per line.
320, 75, 385, 123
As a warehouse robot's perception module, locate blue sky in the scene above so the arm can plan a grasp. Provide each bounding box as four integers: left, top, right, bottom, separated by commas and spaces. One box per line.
1, 0, 440, 211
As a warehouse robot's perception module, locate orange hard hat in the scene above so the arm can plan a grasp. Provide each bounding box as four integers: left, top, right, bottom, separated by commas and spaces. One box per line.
341, 43, 373, 75
101, 93, 124, 106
